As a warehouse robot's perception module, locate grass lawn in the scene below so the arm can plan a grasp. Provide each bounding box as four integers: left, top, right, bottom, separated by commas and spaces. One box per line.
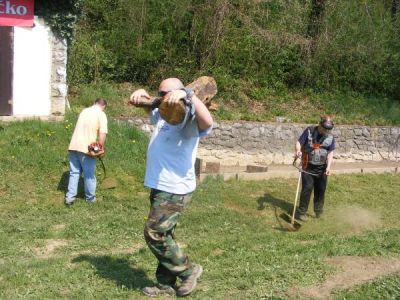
0, 119, 399, 299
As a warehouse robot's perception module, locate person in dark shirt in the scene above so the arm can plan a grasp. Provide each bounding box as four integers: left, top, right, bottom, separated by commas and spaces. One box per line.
294, 115, 336, 221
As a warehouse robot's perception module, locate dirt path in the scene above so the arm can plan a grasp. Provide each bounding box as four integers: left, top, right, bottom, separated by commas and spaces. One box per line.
288, 256, 400, 299
32, 238, 144, 259
199, 161, 399, 181
33, 239, 69, 258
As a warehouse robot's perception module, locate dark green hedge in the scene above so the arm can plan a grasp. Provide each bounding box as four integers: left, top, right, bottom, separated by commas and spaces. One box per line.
38, 0, 400, 103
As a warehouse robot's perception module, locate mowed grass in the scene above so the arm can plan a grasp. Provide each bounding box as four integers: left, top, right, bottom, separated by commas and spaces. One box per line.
0, 119, 399, 299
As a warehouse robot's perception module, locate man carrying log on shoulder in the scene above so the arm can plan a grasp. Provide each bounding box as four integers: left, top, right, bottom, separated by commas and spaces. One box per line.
129, 78, 214, 297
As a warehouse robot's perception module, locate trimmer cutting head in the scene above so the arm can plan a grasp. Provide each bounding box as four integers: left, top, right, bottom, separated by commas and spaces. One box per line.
286, 222, 302, 232
279, 212, 302, 232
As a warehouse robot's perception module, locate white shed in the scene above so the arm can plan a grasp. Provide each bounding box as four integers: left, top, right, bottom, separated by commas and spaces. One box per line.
0, 16, 67, 120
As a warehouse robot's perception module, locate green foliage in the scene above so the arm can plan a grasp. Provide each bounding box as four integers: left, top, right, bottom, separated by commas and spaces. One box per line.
34, 0, 81, 43
310, 1, 400, 97
65, 0, 400, 123
69, 81, 400, 125
68, 82, 150, 118
68, 0, 194, 84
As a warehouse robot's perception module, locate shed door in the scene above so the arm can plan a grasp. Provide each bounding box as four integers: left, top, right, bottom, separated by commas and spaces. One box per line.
0, 27, 13, 116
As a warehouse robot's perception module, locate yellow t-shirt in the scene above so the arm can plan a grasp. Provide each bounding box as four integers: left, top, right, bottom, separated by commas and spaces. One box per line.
68, 105, 108, 153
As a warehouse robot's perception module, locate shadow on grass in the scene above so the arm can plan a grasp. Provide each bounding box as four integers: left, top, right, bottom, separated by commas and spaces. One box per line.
257, 193, 293, 213
257, 193, 299, 232
72, 255, 152, 289
58, 171, 70, 192
58, 171, 85, 199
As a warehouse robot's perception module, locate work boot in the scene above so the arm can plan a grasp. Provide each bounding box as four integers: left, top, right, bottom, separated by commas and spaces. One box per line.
176, 264, 203, 297
86, 198, 96, 204
315, 212, 323, 219
64, 199, 74, 206
142, 284, 175, 297
295, 212, 308, 222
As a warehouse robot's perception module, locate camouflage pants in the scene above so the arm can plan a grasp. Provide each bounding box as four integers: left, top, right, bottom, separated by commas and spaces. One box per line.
144, 189, 194, 287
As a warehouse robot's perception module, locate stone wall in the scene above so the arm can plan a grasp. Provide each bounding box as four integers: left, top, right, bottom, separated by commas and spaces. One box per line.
124, 118, 400, 165
49, 34, 68, 116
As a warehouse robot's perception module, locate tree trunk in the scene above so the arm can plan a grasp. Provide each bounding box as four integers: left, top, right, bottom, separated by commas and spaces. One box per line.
307, 0, 326, 52
392, 0, 399, 24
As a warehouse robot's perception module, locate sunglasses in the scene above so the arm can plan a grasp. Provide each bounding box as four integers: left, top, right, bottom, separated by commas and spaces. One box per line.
321, 124, 333, 130
158, 90, 171, 97
320, 127, 332, 135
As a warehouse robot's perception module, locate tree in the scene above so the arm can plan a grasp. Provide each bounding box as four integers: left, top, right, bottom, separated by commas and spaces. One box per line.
392, 0, 399, 21
307, 0, 326, 53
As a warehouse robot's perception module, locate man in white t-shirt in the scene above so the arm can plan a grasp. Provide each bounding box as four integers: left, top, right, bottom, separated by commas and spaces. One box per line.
65, 98, 108, 205
130, 78, 213, 297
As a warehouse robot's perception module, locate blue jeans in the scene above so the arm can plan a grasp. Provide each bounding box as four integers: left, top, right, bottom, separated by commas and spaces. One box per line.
65, 151, 97, 203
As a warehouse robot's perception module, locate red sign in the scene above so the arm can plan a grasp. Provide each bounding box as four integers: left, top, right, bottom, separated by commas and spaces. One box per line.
0, 0, 34, 27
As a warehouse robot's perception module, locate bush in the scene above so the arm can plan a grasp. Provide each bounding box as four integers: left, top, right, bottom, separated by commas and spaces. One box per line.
66, 0, 400, 121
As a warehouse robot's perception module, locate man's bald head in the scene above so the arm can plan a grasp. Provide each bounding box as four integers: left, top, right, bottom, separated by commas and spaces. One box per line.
159, 78, 184, 93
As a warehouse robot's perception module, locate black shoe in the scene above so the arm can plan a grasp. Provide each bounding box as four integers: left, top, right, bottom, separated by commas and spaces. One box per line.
295, 212, 308, 222
315, 212, 323, 219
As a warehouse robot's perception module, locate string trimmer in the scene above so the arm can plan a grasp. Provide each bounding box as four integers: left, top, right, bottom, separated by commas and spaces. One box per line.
88, 143, 117, 189
98, 157, 117, 189
286, 157, 319, 232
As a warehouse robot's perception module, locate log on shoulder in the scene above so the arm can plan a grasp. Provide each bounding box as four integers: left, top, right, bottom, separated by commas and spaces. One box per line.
129, 76, 218, 124
130, 76, 217, 107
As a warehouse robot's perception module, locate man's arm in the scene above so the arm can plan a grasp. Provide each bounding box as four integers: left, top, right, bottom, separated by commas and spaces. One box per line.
129, 89, 152, 114
192, 94, 213, 131
295, 140, 302, 158
295, 129, 308, 158
325, 151, 334, 175
98, 133, 107, 148
325, 136, 336, 175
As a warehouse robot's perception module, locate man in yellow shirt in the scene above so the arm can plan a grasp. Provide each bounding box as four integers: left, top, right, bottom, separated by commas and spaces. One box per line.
65, 98, 108, 205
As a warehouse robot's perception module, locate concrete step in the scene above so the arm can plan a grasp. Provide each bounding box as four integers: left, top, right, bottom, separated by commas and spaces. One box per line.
198, 161, 399, 182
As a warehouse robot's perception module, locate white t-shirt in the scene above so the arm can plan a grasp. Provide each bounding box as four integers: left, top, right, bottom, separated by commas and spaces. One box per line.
144, 108, 212, 194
